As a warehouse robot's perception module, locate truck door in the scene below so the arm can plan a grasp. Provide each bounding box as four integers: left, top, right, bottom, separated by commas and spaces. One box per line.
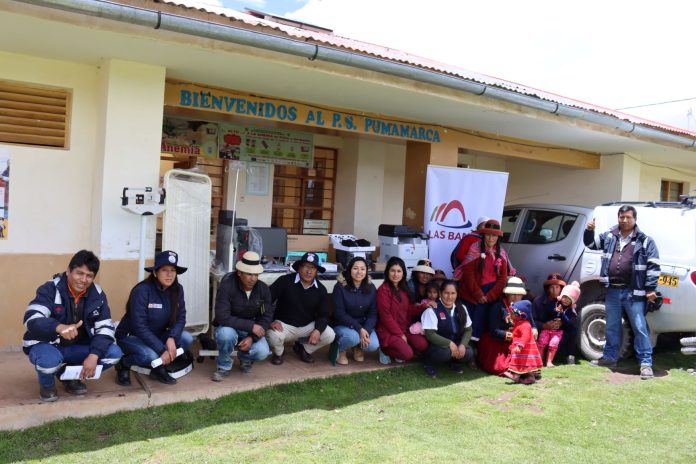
504, 208, 585, 291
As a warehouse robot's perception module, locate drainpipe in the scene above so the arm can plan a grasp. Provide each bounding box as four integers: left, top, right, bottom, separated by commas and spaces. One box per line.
15, 0, 696, 149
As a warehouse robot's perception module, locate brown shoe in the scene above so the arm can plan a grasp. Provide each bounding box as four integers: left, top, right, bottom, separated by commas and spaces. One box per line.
352, 347, 365, 362
337, 351, 349, 365
271, 353, 284, 365
293, 342, 315, 363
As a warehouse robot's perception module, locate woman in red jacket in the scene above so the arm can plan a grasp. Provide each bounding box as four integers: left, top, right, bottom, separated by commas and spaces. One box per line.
458, 219, 510, 344
376, 257, 428, 362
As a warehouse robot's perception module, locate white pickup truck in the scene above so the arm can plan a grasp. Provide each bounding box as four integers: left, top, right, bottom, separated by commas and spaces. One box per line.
501, 201, 696, 360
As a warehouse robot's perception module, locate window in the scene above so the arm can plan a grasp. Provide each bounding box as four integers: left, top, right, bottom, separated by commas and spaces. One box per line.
272, 147, 336, 234
661, 180, 684, 201
500, 209, 520, 243
518, 210, 577, 244
0, 80, 70, 148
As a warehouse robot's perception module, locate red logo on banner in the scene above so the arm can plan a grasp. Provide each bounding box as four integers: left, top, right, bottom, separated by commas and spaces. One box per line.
429, 200, 472, 229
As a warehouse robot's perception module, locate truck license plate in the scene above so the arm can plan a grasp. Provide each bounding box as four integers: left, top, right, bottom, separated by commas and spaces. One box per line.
658, 274, 679, 287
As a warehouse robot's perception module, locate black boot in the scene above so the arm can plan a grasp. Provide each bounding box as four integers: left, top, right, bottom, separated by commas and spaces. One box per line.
62, 379, 87, 395
150, 365, 176, 385
115, 361, 131, 386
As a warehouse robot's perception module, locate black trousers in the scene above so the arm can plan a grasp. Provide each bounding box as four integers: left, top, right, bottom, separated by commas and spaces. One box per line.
423, 344, 474, 367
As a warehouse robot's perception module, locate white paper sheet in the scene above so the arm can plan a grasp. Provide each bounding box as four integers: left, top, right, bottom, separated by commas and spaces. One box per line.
59, 365, 103, 380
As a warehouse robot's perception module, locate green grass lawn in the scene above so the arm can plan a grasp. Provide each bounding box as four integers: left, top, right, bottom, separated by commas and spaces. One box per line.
3, 351, 696, 463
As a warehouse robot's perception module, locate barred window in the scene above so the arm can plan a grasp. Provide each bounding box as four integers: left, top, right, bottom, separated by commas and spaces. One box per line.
0, 80, 70, 148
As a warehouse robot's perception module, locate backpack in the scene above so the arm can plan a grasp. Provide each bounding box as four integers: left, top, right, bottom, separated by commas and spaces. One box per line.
450, 232, 480, 271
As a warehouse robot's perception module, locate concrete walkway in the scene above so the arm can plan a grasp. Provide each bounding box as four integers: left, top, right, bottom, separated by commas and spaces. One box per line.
0, 347, 392, 431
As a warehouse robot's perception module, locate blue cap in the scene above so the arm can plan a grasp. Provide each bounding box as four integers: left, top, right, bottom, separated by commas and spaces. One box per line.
145, 250, 187, 274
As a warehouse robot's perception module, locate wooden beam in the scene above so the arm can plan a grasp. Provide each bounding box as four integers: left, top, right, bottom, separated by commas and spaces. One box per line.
445, 129, 600, 169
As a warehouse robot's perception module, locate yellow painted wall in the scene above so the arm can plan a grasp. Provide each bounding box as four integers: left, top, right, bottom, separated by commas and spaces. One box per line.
0, 254, 140, 351
0, 51, 100, 253
94, 59, 166, 259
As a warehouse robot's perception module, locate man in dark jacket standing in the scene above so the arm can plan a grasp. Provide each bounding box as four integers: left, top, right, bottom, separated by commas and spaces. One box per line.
211, 251, 274, 380
22, 250, 122, 401
267, 252, 335, 365
584, 205, 660, 379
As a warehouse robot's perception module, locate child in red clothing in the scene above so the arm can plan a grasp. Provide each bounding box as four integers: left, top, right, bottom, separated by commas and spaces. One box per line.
537, 281, 581, 367
410, 280, 440, 335
504, 300, 542, 385
418, 280, 440, 310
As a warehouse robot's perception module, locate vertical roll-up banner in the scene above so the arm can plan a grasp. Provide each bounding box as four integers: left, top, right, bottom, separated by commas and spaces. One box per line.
424, 165, 508, 276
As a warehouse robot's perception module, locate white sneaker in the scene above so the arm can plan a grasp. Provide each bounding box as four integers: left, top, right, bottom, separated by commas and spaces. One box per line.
640, 365, 654, 380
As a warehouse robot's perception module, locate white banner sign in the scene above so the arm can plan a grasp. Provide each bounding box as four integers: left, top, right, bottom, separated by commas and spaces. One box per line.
424, 166, 508, 276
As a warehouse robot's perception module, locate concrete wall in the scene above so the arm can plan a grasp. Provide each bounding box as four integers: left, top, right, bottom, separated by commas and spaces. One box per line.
0, 54, 167, 349
96, 59, 166, 259
362, 139, 406, 242
330, 138, 406, 243
639, 159, 695, 201
494, 152, 692, 207
333, 137, 358, 234
0, 51, 100, 254
505, 155, 624, 206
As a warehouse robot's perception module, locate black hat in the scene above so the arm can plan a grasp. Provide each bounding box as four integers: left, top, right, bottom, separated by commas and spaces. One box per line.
165, 349, 194, 375
292, 252, 326, 273
145, 250, 188, 274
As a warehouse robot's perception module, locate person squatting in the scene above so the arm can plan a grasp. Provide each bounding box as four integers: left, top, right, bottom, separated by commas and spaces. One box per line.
23, 208, 660, 401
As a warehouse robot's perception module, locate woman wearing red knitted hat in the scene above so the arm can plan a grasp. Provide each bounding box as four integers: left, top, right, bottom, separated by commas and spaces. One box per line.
532, 273, 579, 365
457, 219, 511, 346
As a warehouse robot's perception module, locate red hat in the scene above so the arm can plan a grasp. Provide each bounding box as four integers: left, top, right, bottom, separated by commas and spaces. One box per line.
543, 272, 566, 288
479, 219, 503, 237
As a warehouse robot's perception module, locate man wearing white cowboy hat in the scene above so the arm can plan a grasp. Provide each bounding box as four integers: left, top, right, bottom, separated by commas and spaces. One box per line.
267, 252, 335, 364
211, 251, 274, 380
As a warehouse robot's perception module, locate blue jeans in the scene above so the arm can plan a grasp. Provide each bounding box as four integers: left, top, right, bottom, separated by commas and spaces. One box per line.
118, 331, 193, 368
604, 287, 652, 366
215, 326, 271, 370
334, 326, 380, 353
28, 342, 123, 387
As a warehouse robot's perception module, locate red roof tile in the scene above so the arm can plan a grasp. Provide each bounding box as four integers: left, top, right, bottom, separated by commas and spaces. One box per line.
160, 1, 694, 137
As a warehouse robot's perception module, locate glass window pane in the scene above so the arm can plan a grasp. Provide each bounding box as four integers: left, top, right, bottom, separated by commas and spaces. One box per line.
557, 215, 577, 240
501, 209, 520, 243
518, 210, 566, 244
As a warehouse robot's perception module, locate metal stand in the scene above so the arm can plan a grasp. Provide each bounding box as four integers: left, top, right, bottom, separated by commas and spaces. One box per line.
121, 187, 166, 281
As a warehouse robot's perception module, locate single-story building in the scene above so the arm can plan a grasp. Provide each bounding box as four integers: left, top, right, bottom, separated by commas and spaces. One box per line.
0, 0, 694, 350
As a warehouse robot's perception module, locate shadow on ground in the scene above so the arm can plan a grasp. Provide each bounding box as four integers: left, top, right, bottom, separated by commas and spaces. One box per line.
0, 364, 488, 462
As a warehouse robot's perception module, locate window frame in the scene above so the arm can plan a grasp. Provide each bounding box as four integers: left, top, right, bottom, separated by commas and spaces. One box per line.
271, 147, 336, 235
0, 79, 71, 149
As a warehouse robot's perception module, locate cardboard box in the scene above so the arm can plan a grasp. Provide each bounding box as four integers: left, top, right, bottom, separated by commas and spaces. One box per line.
287, 234, 330, 253
372, 261, 386, 272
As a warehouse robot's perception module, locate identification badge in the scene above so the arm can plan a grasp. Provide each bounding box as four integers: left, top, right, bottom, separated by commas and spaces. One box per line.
148, 303, 163, 309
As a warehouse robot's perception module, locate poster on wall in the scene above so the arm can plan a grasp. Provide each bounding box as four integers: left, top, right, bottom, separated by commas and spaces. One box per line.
245, 162, 270, 196
161, 117, 218, 158
424, 165, 508, 276
0, 150, 9, 240
218, 124, 245, 160
219, 123, 314, 168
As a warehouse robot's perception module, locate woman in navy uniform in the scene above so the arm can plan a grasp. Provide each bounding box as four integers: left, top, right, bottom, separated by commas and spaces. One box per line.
115, 251, 193, 385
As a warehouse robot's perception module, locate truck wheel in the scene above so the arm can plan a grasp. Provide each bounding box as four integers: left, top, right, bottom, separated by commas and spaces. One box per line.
579, 302, 633, 360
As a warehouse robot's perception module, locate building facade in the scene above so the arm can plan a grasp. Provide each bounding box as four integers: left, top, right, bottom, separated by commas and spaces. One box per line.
0, 0, 694, 349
